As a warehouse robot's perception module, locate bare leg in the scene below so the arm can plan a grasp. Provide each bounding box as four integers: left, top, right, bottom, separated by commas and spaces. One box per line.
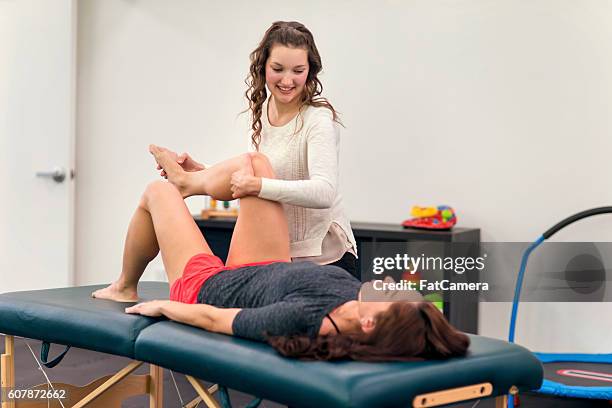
91, 205, 160, 301
92, 181, 213, 301
152, 149, 291, 266
93, 151, 289, 302
191, 153, 253, 200
158, 149, 253, 201
226, 152, 291, 266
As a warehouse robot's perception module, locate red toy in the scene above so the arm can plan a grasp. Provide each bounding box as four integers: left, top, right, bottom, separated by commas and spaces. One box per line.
402, 205, 457, 230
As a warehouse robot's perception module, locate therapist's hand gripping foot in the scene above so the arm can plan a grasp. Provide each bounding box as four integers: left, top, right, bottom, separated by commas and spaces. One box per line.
148, 144, 200, 198
151, 144, 255, 200
155, 146, 206, 178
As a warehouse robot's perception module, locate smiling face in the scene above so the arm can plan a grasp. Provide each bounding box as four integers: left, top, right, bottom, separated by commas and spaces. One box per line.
265, 44, 309, 107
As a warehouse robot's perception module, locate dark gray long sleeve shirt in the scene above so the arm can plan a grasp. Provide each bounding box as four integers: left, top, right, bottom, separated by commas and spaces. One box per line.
197, 262, 360, 341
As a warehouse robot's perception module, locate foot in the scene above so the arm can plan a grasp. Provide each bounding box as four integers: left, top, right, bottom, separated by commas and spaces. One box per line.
91, 281, 138, 302
149, 144, 193, 197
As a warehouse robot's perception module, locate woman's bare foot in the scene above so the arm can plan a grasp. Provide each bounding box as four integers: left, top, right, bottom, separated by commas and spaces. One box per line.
149, 144, 194, 198
91, 281, 138, 303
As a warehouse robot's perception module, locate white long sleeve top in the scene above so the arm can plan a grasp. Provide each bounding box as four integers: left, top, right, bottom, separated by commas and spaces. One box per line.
257, 97, 357, 260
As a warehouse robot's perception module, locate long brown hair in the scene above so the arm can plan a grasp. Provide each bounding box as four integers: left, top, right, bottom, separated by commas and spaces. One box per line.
268, 302, 470, 361
244, 21, 341, 150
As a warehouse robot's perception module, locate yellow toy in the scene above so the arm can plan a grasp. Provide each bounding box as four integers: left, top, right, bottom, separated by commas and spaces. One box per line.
410, 206, 438, 218
403, 205, 457, 230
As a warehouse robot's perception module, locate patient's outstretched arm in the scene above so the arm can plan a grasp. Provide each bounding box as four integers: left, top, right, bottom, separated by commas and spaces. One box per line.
125, 299, 240, 336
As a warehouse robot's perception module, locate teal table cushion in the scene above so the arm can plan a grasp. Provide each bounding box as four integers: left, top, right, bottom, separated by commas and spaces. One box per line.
136, 322, 543, 408
0, 282, 168, 358
0, 282, 543, 407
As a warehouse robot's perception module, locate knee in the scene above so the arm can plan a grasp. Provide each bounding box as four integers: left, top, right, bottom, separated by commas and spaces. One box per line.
248, 152, 276, 179
140, 180, 180, 208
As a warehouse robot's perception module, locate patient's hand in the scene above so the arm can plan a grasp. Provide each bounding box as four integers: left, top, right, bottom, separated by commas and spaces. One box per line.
149, 144, 194, 198
125, 300, 168, 317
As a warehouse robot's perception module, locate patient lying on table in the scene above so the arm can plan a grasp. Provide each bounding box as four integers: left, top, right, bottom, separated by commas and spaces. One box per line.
92, 146, 469, 361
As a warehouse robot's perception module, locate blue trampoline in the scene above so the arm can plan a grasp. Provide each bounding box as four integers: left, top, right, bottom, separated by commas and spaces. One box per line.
508, 207, 612, 405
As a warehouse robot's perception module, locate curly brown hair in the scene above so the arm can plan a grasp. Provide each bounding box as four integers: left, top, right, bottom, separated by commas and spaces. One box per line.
244, 21, 341, 150
268, 302, 470, 361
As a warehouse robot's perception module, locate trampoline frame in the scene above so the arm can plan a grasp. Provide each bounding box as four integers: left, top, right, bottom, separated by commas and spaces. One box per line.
508, 207, 612, 404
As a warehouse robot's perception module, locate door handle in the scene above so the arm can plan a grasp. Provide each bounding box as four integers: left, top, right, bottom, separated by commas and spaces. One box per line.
36, 166, 66, 183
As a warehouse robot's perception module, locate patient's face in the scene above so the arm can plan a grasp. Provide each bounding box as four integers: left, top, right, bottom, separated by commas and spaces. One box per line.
357, 282, 394, 325
357, 280, 424, 333
360, 300, 393, 317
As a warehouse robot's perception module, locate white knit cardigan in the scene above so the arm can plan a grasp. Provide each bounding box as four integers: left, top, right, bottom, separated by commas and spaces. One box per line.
257, 98, 356, 258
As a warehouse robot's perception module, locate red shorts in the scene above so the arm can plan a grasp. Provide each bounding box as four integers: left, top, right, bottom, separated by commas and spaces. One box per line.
169, 253, 286, 304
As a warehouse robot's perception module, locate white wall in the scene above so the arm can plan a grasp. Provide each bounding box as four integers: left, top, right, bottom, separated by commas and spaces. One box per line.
76, 1, 612, 352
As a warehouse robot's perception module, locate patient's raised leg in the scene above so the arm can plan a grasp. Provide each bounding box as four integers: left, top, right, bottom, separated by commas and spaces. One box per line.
154, 145, 253, 201
226, 152, 291, 266
92, 151, 281, 301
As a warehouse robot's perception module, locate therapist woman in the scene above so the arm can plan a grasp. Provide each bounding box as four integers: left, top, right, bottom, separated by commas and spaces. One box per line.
165, 21, 358, 276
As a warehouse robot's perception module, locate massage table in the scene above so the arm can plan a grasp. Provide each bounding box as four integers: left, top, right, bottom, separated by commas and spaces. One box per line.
0, 282, 543, 408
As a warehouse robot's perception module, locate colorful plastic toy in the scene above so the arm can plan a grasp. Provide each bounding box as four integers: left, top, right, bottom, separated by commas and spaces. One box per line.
402, 205, 457, 230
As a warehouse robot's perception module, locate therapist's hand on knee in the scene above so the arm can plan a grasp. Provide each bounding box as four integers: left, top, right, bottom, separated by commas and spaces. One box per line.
230, 171, 261, 198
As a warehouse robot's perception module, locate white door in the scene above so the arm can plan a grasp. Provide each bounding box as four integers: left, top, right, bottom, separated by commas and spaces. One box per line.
0, 0, 76, 292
